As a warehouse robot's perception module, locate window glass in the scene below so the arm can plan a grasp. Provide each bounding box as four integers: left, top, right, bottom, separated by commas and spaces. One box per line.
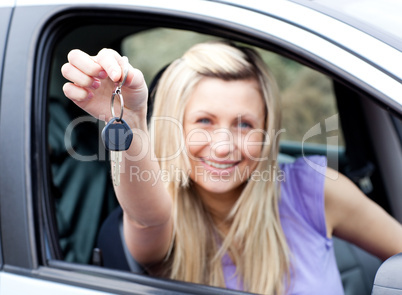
255, 49, 344, 147
122, 28, 344, 147
49, 25, 345, 268
277, 64, 344, 146
122, 28, 218, 85
391, 114, 402, 144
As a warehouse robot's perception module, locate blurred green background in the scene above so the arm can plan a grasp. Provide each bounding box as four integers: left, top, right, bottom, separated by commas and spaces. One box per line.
122, 28, 343, 146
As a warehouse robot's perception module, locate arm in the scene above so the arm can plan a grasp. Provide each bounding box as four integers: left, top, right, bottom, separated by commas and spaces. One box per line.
62, 49, 173, 265
325, 168, 402, 261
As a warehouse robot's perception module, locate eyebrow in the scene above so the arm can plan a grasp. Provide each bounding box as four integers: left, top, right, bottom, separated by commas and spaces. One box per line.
236, 113, 258, 119
188, 111, 217, 118
188, 111, 261, 124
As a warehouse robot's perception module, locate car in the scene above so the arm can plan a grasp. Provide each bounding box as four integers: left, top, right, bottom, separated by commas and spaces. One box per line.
0, 0, 401, 294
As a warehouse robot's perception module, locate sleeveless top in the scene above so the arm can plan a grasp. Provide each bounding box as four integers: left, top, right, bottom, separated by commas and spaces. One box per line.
223, 156, 344, 295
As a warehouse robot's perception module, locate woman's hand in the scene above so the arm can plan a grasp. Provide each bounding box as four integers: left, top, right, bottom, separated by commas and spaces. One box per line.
62, 48, 173, 265
61, 48, 148, 124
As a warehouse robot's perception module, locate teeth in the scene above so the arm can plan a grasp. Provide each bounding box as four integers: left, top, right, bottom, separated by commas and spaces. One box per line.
204, 160, 236, 169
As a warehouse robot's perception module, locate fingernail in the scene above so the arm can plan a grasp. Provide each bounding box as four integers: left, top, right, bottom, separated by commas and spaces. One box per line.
87, 91, 94, 100
111, 70, 119, 81
98, 70, 107, 79
92, 80, 101, 89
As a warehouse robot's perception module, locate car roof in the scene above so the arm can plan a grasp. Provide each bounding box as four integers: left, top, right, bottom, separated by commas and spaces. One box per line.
215, 0, 401, 52
289, 0, 402, 52
12, 0, 402, 46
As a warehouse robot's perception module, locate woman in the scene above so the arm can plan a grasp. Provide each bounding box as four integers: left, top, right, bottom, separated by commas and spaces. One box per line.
62, 41, 402, 294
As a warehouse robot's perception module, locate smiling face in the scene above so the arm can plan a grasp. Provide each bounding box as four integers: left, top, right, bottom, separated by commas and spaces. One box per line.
183, 77, 266, 200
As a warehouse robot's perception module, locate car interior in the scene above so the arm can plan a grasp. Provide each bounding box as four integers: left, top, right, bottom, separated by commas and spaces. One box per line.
37, 8, 402, 294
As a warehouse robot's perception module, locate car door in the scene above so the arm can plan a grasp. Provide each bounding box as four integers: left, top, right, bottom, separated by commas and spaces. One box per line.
0, 1, 400, 294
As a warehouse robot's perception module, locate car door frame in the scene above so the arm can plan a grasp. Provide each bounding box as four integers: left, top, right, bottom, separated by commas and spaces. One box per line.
0, 1, 401, 294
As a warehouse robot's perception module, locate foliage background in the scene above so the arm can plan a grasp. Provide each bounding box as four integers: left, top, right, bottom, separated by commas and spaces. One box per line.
122, 28, 343, 146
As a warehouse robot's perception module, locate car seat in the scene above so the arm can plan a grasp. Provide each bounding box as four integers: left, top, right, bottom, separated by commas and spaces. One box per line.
371, 253, 402, 295
333, 237, 382, 294
96, 205, 145, 274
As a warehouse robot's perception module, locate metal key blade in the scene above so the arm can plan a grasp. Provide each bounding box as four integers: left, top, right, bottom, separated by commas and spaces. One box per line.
116, 151, 122, 186
111, 151, 121, 186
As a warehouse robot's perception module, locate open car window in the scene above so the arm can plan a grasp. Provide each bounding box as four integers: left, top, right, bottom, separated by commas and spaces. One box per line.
49, 26, 346, 265
26, 4, 399, 294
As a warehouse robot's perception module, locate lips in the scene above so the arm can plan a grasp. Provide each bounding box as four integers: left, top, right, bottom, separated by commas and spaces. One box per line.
202, 159, 240, 169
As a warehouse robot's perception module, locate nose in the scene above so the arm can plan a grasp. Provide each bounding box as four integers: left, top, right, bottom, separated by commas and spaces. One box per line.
210, 128, 235, 160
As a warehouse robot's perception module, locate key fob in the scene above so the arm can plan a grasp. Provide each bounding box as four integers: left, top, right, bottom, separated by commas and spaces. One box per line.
101, 117, 133, 151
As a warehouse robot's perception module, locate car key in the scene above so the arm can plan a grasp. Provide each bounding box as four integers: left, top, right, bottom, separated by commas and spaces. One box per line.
101, 59, 133, 186
110, 145, 123, 186
102, 117, 133, 186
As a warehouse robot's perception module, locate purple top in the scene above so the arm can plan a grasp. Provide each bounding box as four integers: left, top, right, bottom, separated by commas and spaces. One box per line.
222, 156, 344, 294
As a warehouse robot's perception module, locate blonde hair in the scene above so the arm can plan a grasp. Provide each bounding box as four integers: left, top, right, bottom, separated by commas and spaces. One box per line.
150, 41, 290, 294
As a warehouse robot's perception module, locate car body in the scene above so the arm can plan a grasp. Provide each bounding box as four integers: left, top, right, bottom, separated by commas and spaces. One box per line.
0, 0, 401, 294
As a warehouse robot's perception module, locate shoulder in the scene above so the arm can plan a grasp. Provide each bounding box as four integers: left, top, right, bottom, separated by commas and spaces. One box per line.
280, 155, 327, 193
279, 155, 328, 237
280, 155, 326, 171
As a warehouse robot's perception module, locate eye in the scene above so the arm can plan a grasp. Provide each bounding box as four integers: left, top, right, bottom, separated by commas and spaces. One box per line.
197, 118, 211, 124
238, 121, 253, 129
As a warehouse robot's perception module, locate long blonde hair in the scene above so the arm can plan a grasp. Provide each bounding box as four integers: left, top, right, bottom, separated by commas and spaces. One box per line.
150, 41, 290, 294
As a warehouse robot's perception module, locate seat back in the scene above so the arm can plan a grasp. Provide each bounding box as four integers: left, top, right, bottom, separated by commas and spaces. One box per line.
333, 237, 382, 295
96, 206, 145, 273
371, 253, 402, 295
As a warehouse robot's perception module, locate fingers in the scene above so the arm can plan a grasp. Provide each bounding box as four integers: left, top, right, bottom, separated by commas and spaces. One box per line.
62, 82, 92, 101
95, 48, 126, 83
63, 48, 143, 92
61, 49, 106, 102
61, 63, 101, 90
61, 48, 148, 121
127, 67, 147, 90
95, 50, 148, 106
67, 49, 106, 78
63, 80, 114, 120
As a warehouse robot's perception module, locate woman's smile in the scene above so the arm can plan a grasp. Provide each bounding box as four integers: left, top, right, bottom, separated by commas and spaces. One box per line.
183, 77, 266, 197
200, 158, 241, 176
202, 159, 240, 170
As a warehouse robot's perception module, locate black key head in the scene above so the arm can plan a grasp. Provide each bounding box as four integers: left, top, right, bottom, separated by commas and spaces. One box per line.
101, 118, 133, 151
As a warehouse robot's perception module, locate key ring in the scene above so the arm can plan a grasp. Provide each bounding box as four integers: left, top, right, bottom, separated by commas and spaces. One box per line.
110, 57, 129, 121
